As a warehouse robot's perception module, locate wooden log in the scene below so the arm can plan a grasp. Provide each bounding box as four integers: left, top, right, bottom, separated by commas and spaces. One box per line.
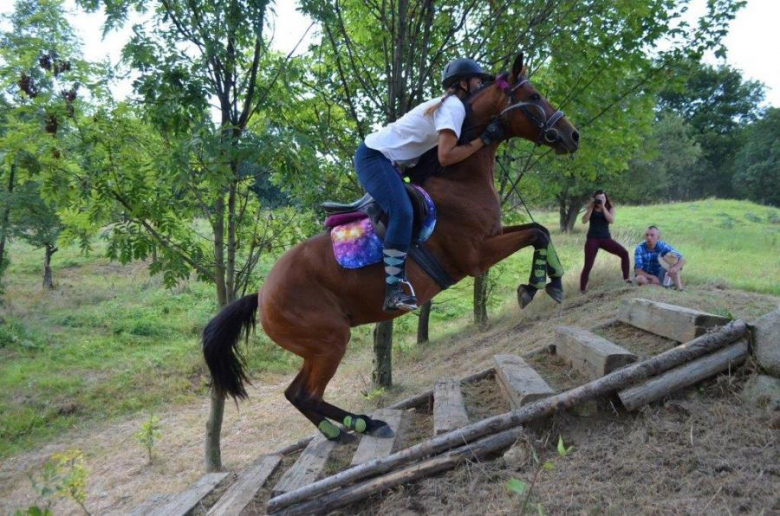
555, 326, 638, 380
208, 455, 282, 516
432, 378, 470, 435
494, 354, 555, 409
144, 472, 228, 516
272, 435, 336, 496
266, 320, 747, 514
129, 495, 171, 516
350, 409, 404, 466
618, 298, 730, 342
619, 338, 748, 411
280, 427, 524, 516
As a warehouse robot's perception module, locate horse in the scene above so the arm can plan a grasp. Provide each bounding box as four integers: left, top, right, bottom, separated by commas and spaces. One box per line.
203, 53, 579, 441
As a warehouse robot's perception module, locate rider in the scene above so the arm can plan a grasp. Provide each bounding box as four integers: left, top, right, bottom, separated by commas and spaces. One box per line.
355, 58, 506, 312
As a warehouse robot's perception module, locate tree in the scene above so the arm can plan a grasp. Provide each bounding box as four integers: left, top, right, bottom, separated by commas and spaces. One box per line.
657, 59, 765, 199
8, 181, 64, 289
733, 108, 780, 206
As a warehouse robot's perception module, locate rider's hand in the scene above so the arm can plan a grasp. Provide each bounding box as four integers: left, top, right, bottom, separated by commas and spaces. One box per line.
480, 119, 507, 146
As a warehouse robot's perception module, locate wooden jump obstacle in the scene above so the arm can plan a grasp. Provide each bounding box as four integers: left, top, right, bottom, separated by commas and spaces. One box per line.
132, 299, 752, 515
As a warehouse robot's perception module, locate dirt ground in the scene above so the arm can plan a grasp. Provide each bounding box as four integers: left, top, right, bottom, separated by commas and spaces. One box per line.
1, 280, 778, 515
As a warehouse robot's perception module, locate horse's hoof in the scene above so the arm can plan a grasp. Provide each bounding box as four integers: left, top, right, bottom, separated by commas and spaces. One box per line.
517, 285, 535, 309
545, 283, 564, 304
366, 419, 395, 438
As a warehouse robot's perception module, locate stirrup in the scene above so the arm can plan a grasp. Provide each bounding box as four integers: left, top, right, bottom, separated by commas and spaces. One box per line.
383, 280, 418, 312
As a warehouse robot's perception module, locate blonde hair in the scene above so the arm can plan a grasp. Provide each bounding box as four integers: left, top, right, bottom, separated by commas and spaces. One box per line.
424, 87, 458, 116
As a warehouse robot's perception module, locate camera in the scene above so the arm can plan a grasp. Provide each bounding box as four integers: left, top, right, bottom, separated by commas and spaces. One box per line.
594, 198, 603, 205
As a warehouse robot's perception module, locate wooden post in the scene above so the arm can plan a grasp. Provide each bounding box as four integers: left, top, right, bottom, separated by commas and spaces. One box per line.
266, 320, 747, 513
473, 271, 489, 328
373, 321, 393, 388
433, 379, 470, 435
618, 298, 730, 342
144, 472, 229, 516
619, 338, 748, 411
417, 301, 431, 344
555, 326, 637, 380
208, 455, 282, 516
494, 354, 555, 409
351, 409, 404, 466
205, 389, 225, 472
273, 435, 337, 496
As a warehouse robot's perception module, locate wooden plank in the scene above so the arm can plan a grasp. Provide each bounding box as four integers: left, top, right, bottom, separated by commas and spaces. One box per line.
555, 326, 638, 380
432, 379, 470, 435
146, 472, 228, 516
350, 409, 404, 466
272, 434, 336, 496
619, 338, 748, 411
208, 455, 282, 516
266, 320, 748, 514
618, 298, 730, 342
494, 354, 555, 409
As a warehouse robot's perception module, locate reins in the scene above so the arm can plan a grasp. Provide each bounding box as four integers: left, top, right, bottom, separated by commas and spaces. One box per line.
495, 73, 565, 146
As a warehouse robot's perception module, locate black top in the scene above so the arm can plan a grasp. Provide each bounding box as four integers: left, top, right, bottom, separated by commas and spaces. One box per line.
587, 209, 610, 239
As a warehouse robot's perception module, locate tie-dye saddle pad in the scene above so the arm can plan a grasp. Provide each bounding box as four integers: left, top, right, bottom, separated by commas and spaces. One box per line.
328, 185, 436, 269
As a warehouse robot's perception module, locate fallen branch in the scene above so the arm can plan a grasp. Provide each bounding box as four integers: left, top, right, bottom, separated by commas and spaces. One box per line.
267, 320, 747, 513
280, 427, 524, 515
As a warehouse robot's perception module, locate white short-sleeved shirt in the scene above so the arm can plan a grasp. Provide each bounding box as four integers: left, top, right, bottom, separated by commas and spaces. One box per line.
364, 95, 466, 165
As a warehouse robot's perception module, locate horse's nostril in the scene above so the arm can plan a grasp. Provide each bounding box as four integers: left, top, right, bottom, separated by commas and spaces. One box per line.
571, 130, 580, 143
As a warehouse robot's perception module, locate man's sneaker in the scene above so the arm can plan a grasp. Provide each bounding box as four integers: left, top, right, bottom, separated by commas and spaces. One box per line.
383, 281, 417, 312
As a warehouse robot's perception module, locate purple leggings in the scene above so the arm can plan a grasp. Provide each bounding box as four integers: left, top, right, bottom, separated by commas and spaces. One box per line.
580, 238, 630, 291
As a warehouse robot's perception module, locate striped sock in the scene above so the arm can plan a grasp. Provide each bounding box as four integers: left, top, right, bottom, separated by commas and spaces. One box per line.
383, 248, 407, 285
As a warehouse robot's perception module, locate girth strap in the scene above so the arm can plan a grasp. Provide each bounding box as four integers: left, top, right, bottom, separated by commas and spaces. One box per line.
408, 243, 457, 290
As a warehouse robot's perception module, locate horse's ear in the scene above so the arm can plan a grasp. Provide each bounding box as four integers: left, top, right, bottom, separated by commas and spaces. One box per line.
512, 53, 525, 79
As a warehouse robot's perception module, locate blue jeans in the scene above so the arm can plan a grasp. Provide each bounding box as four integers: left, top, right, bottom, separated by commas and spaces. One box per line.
354, 142, 413, 250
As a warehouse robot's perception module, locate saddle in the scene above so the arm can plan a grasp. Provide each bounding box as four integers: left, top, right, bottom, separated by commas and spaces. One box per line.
322, 183, 432, 243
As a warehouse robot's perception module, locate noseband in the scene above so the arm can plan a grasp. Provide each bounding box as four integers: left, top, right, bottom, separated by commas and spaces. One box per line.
495, 74, 565, 146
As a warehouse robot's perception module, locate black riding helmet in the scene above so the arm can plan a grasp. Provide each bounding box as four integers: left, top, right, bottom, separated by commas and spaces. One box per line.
441, 58, 494, 89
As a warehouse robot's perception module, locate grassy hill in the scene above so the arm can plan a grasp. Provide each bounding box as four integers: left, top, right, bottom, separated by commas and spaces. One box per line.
0, 199, 778, 459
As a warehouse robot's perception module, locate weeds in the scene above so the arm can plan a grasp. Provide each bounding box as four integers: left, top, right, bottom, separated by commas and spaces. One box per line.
135, 412, 162, 464
506, 435, 575, 515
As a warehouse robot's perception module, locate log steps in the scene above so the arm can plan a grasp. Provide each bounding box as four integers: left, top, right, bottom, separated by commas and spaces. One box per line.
131, 300, 747, 515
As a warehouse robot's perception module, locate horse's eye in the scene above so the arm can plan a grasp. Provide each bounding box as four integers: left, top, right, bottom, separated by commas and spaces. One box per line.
530, 93, 541, 101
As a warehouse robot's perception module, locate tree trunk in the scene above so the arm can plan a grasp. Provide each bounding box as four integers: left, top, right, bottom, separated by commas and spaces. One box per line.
205, 388, 225, 472
372, 321, 393, 388
558, 195, 583, 233
0, 162, 16, 281
417, 301, 431, 344
42, 244, 57, 290
473, 271, 489, 328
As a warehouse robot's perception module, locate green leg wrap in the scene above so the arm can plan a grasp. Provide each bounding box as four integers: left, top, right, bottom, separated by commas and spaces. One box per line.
546, 242, 564, 278
318, 419, 341, 440
343, 415, 368, 434
529, 248, 548, 289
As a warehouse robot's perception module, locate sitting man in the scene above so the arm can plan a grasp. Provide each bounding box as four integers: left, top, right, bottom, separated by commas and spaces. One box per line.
634, 225, 686, 289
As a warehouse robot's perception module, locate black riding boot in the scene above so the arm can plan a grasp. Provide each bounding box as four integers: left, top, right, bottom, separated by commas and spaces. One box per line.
382, 247, 417, 311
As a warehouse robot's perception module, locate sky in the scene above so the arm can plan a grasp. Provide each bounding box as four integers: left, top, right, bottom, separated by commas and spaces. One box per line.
1, 0, 778, 107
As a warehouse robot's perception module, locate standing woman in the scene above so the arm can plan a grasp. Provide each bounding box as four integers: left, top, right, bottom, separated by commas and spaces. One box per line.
354, 58, 504, 312
579, 190, 630, 293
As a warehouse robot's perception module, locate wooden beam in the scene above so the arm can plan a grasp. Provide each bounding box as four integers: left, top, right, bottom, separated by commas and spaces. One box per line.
129, 495, 171, 516
618, 298, 730, 343
272, 435, 336, 496
280, 427, 524, 516
555, 326, 638, 380
433, 379, 470, 435
208, 455, 282, 516
144, 472, 228, 516
619, 338, 748, 411
494, 354, 555, 409
266, 320, 747, 514
350, 409, 404, 466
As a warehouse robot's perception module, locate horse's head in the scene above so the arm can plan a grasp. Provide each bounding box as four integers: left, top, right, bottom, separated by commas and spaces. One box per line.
467, 53, 579, 154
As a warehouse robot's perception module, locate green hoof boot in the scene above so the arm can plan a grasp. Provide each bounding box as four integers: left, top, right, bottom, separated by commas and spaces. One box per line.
517, 284, 537, 309
343, 415, 394, 438
545, 283, 564, 304
318, 420, 342, 441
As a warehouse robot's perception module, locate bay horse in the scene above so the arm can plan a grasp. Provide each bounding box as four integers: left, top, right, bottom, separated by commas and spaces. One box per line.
203, 53, 579, 441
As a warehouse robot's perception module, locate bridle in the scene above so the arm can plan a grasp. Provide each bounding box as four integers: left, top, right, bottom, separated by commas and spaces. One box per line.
495, 73, 565, 146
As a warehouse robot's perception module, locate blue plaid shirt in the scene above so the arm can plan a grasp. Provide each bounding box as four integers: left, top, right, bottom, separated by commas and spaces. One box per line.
634, 241, 683, 276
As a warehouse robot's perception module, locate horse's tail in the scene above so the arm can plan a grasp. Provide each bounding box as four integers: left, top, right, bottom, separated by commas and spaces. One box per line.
202, 293, 259, 401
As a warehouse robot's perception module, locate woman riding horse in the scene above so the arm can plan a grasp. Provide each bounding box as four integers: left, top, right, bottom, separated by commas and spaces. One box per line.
355, 58, 505, 312
203, 53, 579, 443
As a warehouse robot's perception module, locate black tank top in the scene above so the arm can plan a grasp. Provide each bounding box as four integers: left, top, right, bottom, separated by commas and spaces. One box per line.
587, 209, 610, 239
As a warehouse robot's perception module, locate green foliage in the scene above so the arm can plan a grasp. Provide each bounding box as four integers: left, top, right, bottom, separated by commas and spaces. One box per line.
733, 108, 780, 206
20, 449, 90, 515
135, 412, 162, 464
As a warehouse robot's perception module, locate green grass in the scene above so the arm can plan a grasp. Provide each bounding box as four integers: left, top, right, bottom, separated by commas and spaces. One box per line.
0, 198, 778, 458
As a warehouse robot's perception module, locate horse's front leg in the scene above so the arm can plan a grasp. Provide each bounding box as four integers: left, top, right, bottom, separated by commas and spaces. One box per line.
479, 224, 564, 309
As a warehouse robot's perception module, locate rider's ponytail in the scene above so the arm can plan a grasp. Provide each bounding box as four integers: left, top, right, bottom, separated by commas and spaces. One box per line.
425, 87, 458, 116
